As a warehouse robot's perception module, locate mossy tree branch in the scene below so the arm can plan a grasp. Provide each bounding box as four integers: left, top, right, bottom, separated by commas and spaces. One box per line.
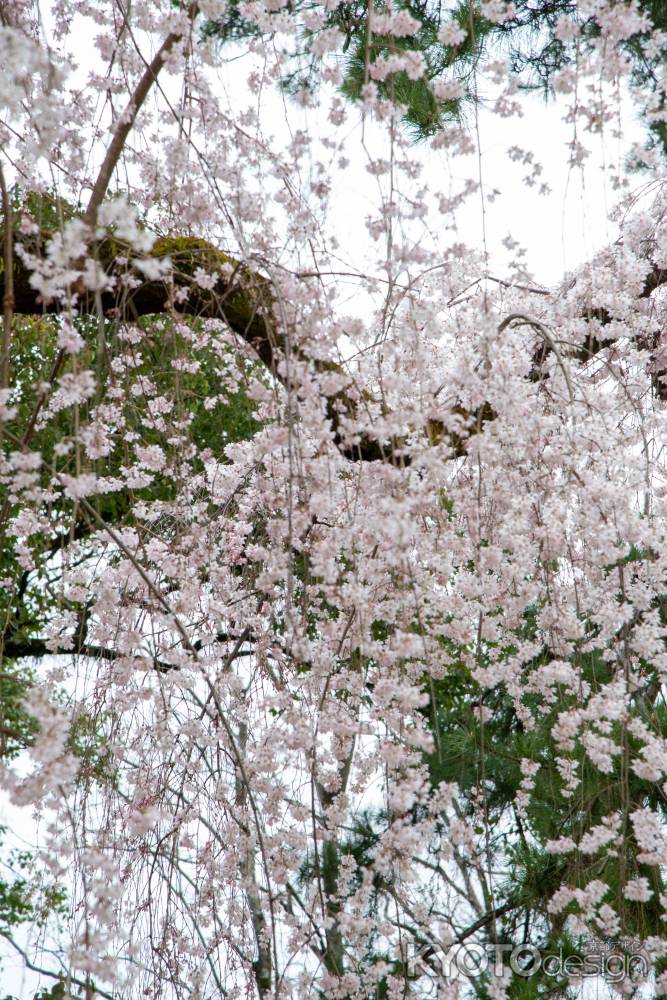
3, 235, 665, 463
1, 234, 479, 462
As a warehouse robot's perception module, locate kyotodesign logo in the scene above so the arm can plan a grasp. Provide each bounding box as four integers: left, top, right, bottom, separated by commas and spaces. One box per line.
409, 937, 650, 984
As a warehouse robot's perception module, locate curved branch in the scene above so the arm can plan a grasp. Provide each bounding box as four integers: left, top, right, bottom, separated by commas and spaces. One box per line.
0, 929, 114, 1000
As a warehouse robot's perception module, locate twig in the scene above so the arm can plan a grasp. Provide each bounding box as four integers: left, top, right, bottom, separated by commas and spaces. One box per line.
0, 930, 115, 999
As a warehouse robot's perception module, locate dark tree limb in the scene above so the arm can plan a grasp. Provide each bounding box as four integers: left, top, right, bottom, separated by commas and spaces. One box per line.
2, 235, 485, 462
1, 635, 176, 672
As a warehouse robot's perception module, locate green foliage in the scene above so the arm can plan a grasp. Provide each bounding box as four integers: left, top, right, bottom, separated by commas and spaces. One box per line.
0, 186, 80, 286
0, 868, 33, 932
1, 201, 262, 668
2, 982, 91, 1000
66, 711, 117, 788
299, 810, 423, 999
25, 984, 85, 1000
0, 662, 38, 758
0, 827, 67, 943
205, 0, 474, 136
483, 0, 667, 156
339, 21, 465, 139
420, 605, 667, 997
2, 991, 84, 1000
298, 809, 381, 896
204, 0, 667, 150
32, 986, 67, 1000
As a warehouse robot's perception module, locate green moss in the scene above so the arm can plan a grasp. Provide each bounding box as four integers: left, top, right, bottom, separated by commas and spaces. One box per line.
152, 234, 235, 263
151, 235, 273, 335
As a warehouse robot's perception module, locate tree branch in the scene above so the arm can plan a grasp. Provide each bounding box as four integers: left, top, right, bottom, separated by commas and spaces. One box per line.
4, 237, 665, 464
0, 930, 114, 1000
84, 6, 199, 228
1, 636, 176, 673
